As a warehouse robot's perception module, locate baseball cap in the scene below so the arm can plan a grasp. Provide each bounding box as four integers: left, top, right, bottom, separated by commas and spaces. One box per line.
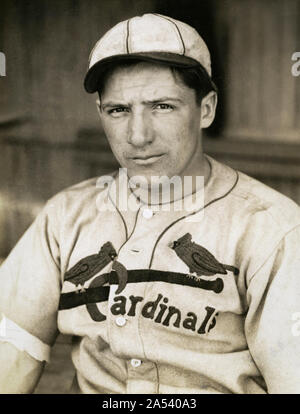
84, 13, 213, 93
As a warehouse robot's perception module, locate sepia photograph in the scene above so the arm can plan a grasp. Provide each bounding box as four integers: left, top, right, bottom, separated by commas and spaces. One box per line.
0, 0, 300, 397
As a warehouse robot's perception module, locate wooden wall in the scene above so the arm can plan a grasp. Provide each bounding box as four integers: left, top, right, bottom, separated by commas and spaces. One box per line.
214, 0, 300, 143
0, 0, 155, 143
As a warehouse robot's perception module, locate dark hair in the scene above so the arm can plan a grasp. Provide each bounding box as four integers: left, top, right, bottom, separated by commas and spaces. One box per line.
97, 59, 217, 105
170, 65, 217, 105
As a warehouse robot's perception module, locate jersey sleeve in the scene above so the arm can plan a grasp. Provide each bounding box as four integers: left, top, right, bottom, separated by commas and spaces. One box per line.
0, 197, 62, 347
245, 225, 300, 393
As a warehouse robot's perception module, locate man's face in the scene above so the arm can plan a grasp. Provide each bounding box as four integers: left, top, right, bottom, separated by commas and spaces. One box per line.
98, 62, 210, 187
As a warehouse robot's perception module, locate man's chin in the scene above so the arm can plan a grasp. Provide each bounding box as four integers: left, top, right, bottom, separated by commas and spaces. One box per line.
126, 170, 172, 187
126, 170, 179, 196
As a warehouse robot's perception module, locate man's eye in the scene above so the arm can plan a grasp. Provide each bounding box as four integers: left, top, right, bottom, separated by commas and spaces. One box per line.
154, 103, 174, 112
107, 107, 129, 117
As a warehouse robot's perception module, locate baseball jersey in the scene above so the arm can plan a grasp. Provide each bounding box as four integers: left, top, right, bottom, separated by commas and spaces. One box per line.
1, 155, 300, 394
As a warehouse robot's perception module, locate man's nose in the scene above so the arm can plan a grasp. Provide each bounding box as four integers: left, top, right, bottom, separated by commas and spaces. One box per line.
127, 111, 153, 147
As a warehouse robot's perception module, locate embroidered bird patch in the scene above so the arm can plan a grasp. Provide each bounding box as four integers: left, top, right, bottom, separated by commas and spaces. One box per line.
64, 241, 128, 294
171, 233, 239, 278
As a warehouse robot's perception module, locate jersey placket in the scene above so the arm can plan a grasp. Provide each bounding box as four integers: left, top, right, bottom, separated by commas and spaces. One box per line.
106, 205, 161, 392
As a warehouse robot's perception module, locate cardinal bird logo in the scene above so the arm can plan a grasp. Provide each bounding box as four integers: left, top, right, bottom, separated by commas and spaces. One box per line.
171, 233, 239, 278
64, 241, 128, 294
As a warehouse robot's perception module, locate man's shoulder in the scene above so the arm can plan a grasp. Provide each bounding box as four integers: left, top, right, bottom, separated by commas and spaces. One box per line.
234, 169, 300, 227
208, 155, 300, 231
46, 172, 117, 211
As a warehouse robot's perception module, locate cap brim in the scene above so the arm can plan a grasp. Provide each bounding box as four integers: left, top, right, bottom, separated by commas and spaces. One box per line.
84, 52, 204, 93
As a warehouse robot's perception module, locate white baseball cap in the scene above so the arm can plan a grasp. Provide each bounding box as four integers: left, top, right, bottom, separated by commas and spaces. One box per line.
84, 13, 213, 93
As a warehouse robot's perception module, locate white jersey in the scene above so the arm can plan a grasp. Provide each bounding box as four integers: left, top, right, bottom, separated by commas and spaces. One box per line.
1, 155, 300, 394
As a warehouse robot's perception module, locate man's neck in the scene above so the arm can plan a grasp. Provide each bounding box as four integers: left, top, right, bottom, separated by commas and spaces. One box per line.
129, 155, 211, 206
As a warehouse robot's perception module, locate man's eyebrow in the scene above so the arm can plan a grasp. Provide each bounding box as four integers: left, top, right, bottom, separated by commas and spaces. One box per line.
101, 101, 131, 109
143, 97, 183, 105
101, 97, 183, 109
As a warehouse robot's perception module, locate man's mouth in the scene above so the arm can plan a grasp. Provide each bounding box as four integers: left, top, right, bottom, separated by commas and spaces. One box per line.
130, 154, 165, 165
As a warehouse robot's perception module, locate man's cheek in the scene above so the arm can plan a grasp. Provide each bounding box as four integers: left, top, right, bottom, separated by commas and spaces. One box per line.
154, 123, 178, 144
105, 131, 125, 150
111, 145, 126, 162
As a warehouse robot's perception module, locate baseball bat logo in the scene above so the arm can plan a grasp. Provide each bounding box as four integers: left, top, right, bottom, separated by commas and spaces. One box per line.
171, 233, 239, 293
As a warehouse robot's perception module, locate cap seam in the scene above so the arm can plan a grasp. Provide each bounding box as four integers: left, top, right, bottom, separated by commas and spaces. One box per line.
126, 19, 131, 53
153, 13, 185, 55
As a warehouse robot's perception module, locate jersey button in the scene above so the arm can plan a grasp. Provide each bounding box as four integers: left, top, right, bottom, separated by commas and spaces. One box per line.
115, 316, 126, 327
142, 208, 153, 219
130, 358, 142, 368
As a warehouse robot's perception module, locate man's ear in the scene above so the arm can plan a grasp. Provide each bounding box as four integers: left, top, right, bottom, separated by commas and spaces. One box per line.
200, 91, 218, 129
96, 98, 102, 117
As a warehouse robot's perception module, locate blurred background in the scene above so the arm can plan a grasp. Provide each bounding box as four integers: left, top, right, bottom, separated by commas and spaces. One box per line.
0, 0, 300, 393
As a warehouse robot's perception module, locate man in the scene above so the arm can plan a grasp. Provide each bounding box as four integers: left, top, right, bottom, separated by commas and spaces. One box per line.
0, 13, 300, 394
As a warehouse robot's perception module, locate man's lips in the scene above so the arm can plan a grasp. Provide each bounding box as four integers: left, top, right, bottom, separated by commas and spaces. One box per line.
129, 154, 165, 165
